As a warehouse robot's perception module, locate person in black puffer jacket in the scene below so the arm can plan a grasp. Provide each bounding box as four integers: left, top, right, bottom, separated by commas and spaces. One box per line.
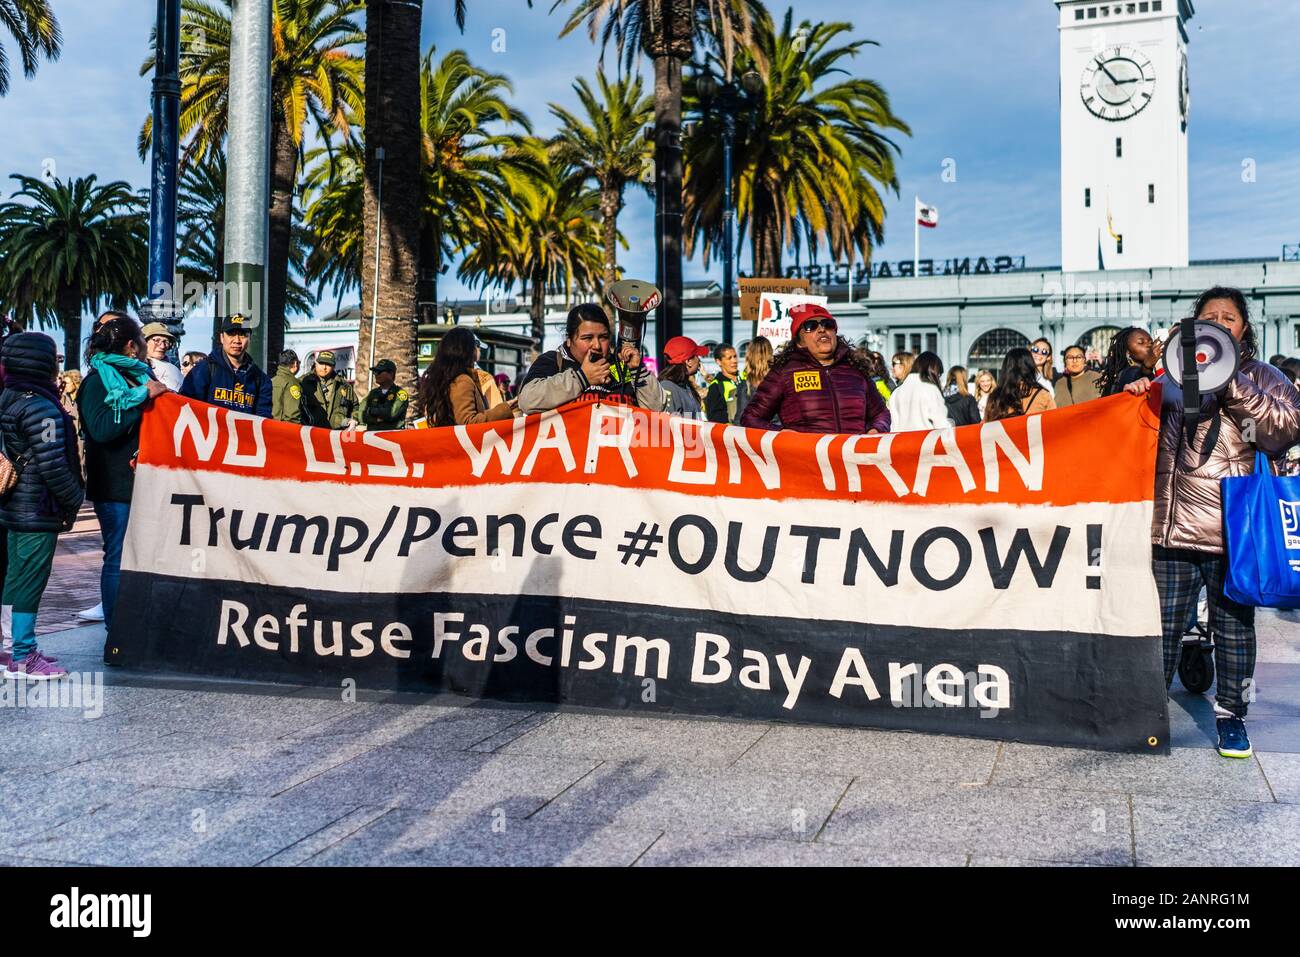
0, 332, 84, 679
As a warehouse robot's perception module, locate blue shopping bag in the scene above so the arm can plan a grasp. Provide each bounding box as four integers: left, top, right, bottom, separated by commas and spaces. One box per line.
1223, 451, 1300, 608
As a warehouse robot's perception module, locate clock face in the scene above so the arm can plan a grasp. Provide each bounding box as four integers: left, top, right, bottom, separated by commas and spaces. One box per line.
1080, 45, 1155, 121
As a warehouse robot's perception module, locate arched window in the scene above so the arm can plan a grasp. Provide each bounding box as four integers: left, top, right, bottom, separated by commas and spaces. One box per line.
967, 328, 1030, 374
1076, 325, 1123, 364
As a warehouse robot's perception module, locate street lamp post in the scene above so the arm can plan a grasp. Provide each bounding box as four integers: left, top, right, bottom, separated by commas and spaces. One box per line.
698, 69, 762, 347
144, 0, 181, 335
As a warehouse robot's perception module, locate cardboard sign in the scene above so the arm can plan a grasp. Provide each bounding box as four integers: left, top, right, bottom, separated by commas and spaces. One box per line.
739, 277, 811, 331
756, 292, 829, 346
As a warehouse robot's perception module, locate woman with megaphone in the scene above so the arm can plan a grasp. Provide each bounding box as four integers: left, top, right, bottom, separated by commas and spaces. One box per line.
517, 303, 668, 414
1125, 285, 1300, 760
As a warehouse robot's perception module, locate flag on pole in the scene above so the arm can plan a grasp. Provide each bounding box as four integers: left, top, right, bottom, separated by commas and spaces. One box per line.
916, 198, 939, 228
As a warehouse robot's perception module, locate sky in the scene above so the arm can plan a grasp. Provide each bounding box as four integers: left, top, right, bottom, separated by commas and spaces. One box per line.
0, 0, 1296, 344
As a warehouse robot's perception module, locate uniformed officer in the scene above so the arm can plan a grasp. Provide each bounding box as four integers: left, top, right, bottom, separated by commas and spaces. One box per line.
298, 350, 358, 429
271, 349, 303, 423
358, 358, 409, 430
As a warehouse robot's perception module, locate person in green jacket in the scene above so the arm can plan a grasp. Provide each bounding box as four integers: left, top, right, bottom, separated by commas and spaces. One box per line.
358, 358, 409, 430
271, 349, 303, 423
298, 350, 358, 429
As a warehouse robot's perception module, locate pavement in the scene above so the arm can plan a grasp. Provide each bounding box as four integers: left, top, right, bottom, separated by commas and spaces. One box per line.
1, 514, 1297, 867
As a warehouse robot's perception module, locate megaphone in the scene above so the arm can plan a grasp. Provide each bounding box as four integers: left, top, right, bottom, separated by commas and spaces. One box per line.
1163, 318, 1240, 448
605, 278, 661, 350
1162, 319, 1240, 394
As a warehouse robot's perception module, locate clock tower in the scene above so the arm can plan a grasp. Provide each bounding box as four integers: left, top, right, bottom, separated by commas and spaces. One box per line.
1058, 0, 1193, 272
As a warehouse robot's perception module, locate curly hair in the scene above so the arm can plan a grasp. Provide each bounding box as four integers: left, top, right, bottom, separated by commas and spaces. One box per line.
773, 336, 874, 379
1095, 326, 1150, 396
984, 348, 1041, 421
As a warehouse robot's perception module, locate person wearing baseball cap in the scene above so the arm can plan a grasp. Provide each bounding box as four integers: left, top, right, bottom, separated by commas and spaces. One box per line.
739, 302, 890, 435
140, 321, 183, 391
178, 313, 274, 417
359, 358, 409, 430
658, 335, 708, 419
299, 349, 359, 429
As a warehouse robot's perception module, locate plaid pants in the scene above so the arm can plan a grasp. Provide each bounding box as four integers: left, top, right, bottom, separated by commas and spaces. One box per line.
1152, 545, 1256, 717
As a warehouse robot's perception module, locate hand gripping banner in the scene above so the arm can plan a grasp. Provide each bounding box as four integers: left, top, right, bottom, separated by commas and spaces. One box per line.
115, 392, 1170, 752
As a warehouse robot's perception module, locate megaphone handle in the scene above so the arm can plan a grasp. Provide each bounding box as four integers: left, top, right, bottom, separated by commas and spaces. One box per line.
1181, 316, 1201, 445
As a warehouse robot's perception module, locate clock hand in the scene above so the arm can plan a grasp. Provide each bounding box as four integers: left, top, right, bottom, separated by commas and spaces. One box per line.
1096, 58, 1121, 84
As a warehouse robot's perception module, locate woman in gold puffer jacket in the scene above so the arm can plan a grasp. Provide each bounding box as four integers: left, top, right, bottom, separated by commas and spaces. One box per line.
1126, 286, 1300, 759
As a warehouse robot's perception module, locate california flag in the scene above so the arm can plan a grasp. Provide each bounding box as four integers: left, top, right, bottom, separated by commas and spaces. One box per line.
916, 198, 939, 228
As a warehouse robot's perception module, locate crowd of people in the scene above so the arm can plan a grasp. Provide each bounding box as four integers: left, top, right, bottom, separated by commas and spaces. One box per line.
2, 282, 1299, 759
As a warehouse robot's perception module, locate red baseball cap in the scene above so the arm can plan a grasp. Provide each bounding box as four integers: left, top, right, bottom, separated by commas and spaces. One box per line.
788, 302, 836, 330
664, 335, 709, 365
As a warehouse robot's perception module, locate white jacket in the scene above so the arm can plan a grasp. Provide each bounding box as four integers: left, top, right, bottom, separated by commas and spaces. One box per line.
888, 376, 953, 432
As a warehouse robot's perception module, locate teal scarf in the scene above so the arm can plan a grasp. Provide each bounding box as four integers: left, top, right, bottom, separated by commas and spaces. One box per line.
90, 352, 153, 423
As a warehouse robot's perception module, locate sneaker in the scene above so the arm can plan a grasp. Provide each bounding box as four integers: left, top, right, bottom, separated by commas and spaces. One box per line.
5, 650, 69, 681
1216, 717, 1252, 759
77, 603, 105, 623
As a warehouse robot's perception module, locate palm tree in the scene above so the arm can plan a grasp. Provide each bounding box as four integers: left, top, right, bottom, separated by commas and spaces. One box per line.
358, 0, 422, 395
302, 136, 364, 314
554, 0, 765, 340
422, 46, 532, 315
140, 0, 364, 358
549, 70, 653, 295
0, 0, 61, 96
459, 141, 604, 345
0, 174, 146, 367
683, 9, 909, 277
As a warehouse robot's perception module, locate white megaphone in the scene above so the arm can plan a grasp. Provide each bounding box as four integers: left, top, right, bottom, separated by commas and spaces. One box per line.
1162, 318, 1241, 445
1162, 319, 1241, 394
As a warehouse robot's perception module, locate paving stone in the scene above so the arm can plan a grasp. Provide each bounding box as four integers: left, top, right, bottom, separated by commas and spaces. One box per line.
2, 682, 189, 723
100, 688, 356, 739
638, 833, 965, 867
1133, 797, 1300, 866
1238, 716, 1300, 754
733, 724, 997, 783
823, 780, 1133, 865
0, 770, 141, 846
0, 715, 172, 774
259, 806, 393, 866
970, 856, 1108, 867
290, 700, 542, 752
533, 763, 849, 841
302, 809, 662, 866
1256, 752, 1300, 803
69, 734, 378, 796
278, 746, 600, 818
1249, 663, 1300, 716
494, 712, 770, 767
17, 786, 363, 866
466, 712, 559, 752
991, 743, 1274, 802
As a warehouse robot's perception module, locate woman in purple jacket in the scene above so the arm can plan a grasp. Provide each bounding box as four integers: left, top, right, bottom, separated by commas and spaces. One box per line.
740, 303, 890, 435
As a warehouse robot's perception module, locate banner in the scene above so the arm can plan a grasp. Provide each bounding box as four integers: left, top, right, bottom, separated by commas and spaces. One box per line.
114, 393, 1170, 752
739, 276, 810, 331
756, 292, 829, 347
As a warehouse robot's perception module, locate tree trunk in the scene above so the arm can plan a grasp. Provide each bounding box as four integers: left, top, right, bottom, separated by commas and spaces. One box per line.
600, 183, 620, 295
529, 266, 546, 348
266, 107, 297, 366
751, 186, 783, 277
56, 284, 81, 370
360, 0, 422, 397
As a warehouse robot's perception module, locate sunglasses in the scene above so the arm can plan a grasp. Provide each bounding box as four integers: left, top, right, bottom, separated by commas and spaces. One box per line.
1030, 346, 1052, 356
797, 318, 838, 335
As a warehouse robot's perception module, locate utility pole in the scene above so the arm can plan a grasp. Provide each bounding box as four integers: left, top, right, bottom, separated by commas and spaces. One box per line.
143, 0, 181, 337
222, 0, 272, 365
